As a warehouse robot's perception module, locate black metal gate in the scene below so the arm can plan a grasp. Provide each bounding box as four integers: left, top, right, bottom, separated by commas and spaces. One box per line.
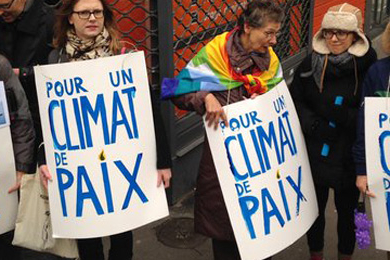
108, 0, 160, 89
372, 0, 390, 25
109, 0, 313, 91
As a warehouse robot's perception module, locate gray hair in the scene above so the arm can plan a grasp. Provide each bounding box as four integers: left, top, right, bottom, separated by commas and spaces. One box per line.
238, 0, 284, 31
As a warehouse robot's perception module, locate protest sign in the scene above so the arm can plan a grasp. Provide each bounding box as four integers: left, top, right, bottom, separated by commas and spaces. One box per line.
0, 81, 10, 127
205, 81, 318, 260
34, 52, 169, 238
0, 81, 18, 235
365, 97, 390, 251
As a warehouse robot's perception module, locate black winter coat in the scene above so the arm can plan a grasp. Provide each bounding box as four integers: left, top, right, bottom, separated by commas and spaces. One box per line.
0, 0, 56, 159
173, 87, 247, 241
289, 48, 377, 190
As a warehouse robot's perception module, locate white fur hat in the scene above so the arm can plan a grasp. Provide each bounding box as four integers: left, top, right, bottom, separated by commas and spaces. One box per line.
312, 3, 369, 57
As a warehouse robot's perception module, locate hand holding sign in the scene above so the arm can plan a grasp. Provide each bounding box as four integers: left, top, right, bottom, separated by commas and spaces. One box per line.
205, 93, 228, 129
356, 175, 375, 198
157, 168, 172, 188
39, 164, 52, 190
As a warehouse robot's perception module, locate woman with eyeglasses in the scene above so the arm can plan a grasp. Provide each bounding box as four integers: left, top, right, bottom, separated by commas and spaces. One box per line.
162, 1, 284, 259
38, 0, 172, 259
290, 4, 377, 260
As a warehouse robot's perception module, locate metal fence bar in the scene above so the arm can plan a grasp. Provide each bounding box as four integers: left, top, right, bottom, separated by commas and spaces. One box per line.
157, 0, 176, 160
157, 0, 174, 80
109, 0, 160, 89
171, 0, 311, 74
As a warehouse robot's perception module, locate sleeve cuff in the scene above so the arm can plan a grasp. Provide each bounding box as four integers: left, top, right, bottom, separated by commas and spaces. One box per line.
15, 162, 36, 174
194, 91, 209, 116
355, 163, 367, 175
37, 144, 46, 167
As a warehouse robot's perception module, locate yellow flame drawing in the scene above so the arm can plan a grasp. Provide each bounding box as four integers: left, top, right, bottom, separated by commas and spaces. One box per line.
99, 149, 106, 161
276, 169, 281, 179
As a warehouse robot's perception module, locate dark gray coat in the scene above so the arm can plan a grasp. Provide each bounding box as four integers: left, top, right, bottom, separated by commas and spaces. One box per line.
0, 55, 35, 173
173, 87, 247, 240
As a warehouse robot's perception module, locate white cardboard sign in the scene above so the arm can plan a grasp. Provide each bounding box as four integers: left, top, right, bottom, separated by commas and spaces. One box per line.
205, 81, 318, 260
365, 97, 390, 251
34, 52, 169, 238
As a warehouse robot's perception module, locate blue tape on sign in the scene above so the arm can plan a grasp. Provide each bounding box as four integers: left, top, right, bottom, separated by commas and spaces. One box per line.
335, 96, 344, 106
329, 121, 336, 128
321, 143, 330, 157
0, 100, 5, 125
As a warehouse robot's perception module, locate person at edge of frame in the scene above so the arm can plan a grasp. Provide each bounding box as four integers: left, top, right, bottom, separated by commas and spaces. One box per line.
0, 53, 36, 260
0, 0, 61, 166
0, 0, 69, 259
352, 20, 390, 260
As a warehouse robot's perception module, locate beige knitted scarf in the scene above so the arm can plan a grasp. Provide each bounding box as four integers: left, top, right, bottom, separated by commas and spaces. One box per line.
65, 28, 113, 61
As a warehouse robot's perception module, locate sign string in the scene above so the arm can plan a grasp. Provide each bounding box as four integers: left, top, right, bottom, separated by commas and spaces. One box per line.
387, 73, 390, 111
35, 65, 53, 81
120, 41, 139, 70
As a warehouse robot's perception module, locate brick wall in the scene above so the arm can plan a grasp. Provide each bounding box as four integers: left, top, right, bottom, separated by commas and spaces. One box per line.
313, 0, 367, 34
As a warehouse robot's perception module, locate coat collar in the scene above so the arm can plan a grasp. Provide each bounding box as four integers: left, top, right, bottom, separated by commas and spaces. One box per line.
226, 28, 270, 74
16, 0, 44, 35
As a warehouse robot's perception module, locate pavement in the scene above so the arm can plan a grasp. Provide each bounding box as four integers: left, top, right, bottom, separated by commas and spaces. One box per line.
128, 190, 389, 260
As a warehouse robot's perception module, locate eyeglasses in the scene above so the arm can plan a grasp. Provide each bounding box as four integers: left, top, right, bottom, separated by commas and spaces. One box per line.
0, 0, 15, 9
322, 29, 351, 40
72, 10, 104, 20
263, 31, 281, 39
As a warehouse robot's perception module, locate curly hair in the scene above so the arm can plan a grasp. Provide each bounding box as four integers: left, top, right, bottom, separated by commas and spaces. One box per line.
53, 0, 121, 53
237, 0, 284, 31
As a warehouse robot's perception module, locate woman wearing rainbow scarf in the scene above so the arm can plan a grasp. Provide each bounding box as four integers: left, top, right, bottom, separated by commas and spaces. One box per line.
162, 1, 284, 259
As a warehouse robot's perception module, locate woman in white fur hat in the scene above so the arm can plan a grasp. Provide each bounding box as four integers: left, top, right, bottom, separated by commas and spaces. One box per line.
290, 3, 377, 260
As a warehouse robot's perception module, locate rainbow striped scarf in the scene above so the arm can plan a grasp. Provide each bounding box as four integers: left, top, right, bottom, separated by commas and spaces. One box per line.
161, 31, 283, 99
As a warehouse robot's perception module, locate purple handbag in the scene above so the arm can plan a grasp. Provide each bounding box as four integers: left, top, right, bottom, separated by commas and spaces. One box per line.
355, 192, 373, 249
